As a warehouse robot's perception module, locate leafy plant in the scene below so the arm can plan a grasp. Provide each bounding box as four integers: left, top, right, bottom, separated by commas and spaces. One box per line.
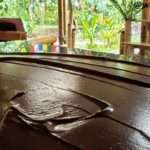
0, 0, 58, 34
0, 0, 142, 54
109, 0, 142, 20
78, 12, 99, 45
99, 16, 120, 47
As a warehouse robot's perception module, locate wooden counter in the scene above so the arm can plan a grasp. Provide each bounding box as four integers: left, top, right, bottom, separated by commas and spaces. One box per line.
0, 54, 150, 150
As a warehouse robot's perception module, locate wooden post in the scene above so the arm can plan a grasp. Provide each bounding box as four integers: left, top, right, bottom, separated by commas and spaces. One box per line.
66, 0, 76, 49
58, 0, 64, 46
141, 0, 150, 43
72, 27, 76, 49
120, 30, 125, 54
141, 0, 150, 55
62, 0, 66, 36
124, 19, 131, 42
124, 19, 132, 55
58, 0, 75, 52
67, 0, 73, 49
58, 0, 67, 53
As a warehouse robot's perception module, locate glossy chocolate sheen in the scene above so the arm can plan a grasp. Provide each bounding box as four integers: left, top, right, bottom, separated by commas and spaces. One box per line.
0, 55, 150, 150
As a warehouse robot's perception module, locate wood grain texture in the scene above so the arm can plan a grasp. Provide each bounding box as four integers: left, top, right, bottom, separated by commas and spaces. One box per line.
0, 55, 150, 150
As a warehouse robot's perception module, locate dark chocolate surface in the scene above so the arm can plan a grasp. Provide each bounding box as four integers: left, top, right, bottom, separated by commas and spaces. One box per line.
0, 55, 150, 150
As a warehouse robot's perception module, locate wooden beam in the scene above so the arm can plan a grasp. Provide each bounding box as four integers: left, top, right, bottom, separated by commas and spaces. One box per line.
124, 19, 131, 42
120, 31, 125, 54
67, 0, 76, 49
67, 0, 73, 49
58, 0, 67, 53
63, 0, 66, 36
58, 0, 64, 45
123, 19, 131, 55
141, 0, 150, 55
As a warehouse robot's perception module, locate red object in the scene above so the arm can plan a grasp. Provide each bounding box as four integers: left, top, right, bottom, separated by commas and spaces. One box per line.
0, 18, 26, 41
29, 45, 35, 53
0, 18, 25, 31
51, 44, 56, 53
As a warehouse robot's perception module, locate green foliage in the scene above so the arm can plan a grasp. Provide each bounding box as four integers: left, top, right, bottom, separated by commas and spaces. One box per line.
109, 0, 142, 20
0, 0, 142, 53
72, 0, 142, 52
0, 41, 29, 53
0, 0, 58, 34
73, 0, 123, 51
78, 12, 99, 45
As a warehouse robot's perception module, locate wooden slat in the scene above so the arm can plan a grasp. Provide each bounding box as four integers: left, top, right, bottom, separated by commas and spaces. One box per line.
122, 42, 150, 56
0, 31, 26, 41
123, 42, 150, 49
